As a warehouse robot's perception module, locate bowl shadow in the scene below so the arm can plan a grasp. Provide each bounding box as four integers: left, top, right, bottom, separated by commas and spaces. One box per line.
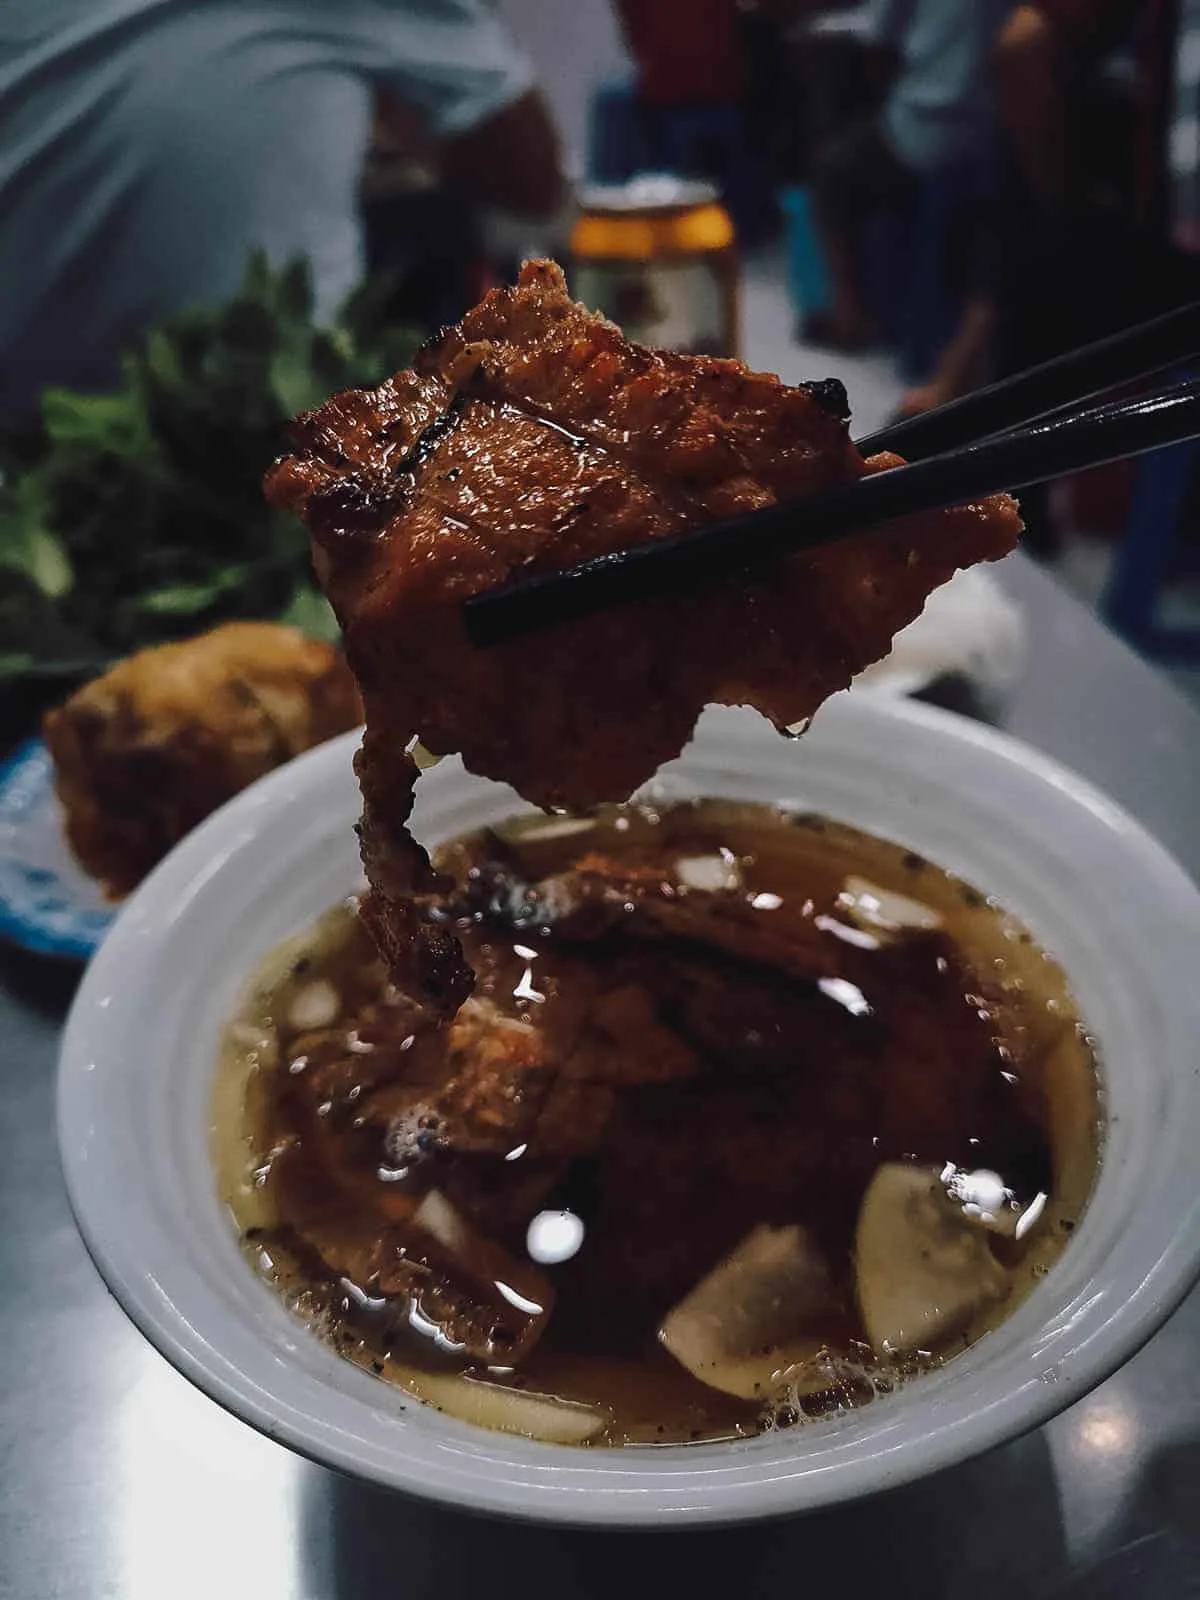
303, 1426, 1069, 1600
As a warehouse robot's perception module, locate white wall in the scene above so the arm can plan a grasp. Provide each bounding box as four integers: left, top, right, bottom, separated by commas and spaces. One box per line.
496, 0, 632, 174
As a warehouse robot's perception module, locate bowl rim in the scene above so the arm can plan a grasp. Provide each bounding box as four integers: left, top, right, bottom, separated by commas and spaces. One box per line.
57, 696, 1200, 1526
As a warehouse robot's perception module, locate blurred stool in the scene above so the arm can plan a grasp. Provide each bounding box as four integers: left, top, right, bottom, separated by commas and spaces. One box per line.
1101, 416, 1200, 660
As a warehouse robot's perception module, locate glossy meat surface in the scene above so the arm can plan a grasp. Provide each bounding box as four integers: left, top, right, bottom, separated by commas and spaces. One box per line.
266, 261, 1021, 1012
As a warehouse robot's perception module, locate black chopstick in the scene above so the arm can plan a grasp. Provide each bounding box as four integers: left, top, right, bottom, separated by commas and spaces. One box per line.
463, 378, 1200, 647
857, 300, 1200, 461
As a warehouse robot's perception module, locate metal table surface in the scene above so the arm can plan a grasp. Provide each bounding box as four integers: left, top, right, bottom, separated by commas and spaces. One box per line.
2, 553, 1198, 1600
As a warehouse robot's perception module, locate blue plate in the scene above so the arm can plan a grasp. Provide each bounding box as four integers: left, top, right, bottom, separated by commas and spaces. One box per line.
0, 739, 116, 961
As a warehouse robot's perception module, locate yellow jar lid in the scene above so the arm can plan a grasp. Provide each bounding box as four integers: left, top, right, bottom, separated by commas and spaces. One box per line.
570, 201, 734, 261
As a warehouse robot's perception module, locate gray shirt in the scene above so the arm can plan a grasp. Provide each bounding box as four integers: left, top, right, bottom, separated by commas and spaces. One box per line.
0, 0, 533, 419
870, 0, 1011, 171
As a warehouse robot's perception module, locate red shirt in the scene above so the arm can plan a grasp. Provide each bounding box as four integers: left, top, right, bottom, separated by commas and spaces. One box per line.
614, 0, 746, 105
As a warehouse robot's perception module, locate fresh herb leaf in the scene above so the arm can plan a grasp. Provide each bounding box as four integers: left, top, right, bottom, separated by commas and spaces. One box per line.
0, 254, 419, 687
0, 522, 74, 599
0, 477, 74, 597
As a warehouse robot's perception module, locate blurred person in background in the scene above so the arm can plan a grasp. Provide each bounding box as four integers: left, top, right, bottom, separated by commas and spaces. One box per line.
0, 0, 566, 424
990, 0, 1193, 373
609, 0, 760, 235
993, 0, 1197, 552
608, 0, 816, 241
806, 0, 1010, 351
613, 0, 746, 114
900, 0, 1192, 416
897, 0, 1197, 552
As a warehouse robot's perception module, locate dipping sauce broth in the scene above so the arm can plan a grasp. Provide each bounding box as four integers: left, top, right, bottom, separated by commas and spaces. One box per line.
213, 802, 1101, 1447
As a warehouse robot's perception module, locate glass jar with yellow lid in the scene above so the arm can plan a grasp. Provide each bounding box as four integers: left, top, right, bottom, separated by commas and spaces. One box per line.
569, 175, 739, 358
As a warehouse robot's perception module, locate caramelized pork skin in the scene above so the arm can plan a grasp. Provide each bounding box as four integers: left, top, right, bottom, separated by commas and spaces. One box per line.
267, 261, 1021, 1012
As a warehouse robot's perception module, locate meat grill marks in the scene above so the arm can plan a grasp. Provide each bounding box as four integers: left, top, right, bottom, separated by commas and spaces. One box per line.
266, 261, 1022, 1016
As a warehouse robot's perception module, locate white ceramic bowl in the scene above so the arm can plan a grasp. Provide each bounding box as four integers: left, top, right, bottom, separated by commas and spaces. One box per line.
58, 697, 1200, 1526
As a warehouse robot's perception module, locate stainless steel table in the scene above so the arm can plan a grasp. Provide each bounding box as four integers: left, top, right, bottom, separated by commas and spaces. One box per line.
3, 554, 1198, 1600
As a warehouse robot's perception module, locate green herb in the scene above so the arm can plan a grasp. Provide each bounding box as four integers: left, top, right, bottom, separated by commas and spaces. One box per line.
0, 255, 419, 685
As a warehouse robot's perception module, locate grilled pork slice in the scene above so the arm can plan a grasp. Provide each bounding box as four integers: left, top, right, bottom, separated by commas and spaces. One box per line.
266, 260, 1021, 1016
